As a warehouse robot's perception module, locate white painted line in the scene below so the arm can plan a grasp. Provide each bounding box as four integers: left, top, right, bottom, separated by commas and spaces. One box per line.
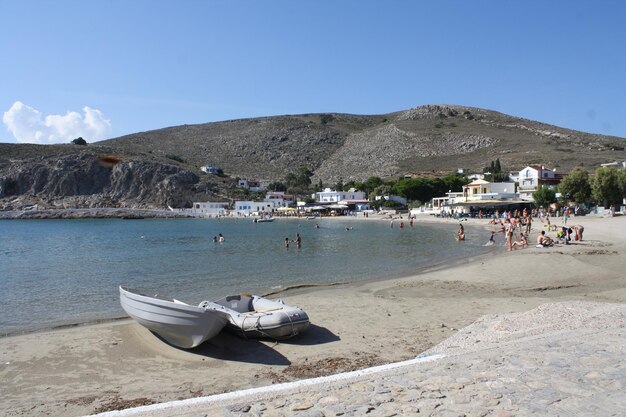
88, 353, 445, 417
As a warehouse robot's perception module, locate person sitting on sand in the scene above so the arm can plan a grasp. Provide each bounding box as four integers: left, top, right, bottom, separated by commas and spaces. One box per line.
536, 230, 553, 247
574, 224, 584, 241
512, 233, 528, 249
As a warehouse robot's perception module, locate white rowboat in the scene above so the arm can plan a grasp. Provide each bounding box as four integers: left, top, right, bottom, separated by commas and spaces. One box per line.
119, 286, 229, 349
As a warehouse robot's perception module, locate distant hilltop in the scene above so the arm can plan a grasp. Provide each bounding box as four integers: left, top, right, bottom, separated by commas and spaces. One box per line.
1, 105, 625, 211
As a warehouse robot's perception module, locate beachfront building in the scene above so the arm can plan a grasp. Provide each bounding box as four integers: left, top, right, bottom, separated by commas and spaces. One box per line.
518, 166, 562, 201
341, 199, 371, 211
419, 191, 465, 214
191, 201, 229, 216
312, 188, 366, 203
265, 191, 296, 208
234, 201, 274, 216
234, 192, 297, 216
420, 179, 532, 217
462, 179, 517, 202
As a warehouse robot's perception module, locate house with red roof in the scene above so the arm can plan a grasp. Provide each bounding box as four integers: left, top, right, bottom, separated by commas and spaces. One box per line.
518, 166, 562, 201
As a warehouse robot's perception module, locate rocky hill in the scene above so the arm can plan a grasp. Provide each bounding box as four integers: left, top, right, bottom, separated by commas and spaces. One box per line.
1, 105, 624, 211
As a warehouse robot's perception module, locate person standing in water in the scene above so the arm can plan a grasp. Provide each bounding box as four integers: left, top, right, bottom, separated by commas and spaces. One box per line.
284, 237, 290, 248
295, 233, 302, 248
457, 224, 465, 241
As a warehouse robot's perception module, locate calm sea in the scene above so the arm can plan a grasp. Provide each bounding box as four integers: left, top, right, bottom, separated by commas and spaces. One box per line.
0, 218, 492, 334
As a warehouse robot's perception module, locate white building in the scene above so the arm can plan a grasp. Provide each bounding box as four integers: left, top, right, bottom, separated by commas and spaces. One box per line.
191, 202, 229, 216
237, 178, 267, 192
467, 173, 485, 181
462, 179, 517, 201
518, 166, 562, 201
234, 201, 274, 216
264, 192, 296, 208
200, 164, 220, 174
313, 188, 366, 203
600, 161, 626, 168
234, 192, 297, 216
374, 195, 408, 206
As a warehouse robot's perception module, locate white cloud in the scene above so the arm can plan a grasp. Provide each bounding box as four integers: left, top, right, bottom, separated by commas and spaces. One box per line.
2, 101, 112, 144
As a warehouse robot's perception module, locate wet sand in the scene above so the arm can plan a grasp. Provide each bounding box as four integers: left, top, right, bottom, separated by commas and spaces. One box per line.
1, 215, 625, 416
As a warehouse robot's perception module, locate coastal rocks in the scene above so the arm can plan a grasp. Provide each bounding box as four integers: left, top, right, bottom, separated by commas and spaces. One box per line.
0, 152, 203, 210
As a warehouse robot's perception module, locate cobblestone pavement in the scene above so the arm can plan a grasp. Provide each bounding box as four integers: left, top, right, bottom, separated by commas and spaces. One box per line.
94, 302, 626, 417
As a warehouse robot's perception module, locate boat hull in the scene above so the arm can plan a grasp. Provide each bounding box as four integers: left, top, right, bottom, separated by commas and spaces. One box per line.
119, 286, 228, 349
212, 295, 310, 339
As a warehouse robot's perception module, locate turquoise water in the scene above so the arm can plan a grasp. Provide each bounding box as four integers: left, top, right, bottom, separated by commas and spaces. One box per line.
0, 218, 492, 334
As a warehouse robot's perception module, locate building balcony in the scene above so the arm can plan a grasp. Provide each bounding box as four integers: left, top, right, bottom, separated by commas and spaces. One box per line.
518, 184, 538, 191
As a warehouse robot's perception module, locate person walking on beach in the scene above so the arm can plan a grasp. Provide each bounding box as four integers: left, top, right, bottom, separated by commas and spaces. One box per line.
504, 219, 513, 251
295, 233, 302, 248
525, 213, 532, 235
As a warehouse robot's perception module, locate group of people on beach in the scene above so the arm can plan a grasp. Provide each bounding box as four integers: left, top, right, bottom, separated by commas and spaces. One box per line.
483, 207, 585, 250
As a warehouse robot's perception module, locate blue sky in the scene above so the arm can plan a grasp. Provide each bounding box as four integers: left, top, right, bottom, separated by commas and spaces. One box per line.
1, 1, 625, 144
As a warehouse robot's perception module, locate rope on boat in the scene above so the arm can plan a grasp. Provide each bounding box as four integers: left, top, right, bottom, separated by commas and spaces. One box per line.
238, 308, 297, 341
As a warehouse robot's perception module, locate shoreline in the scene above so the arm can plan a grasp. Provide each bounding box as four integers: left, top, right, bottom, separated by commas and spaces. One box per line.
2, 216, 625, 416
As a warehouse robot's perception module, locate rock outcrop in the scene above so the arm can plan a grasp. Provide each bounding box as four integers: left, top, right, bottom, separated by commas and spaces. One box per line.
0, 152, 210, 210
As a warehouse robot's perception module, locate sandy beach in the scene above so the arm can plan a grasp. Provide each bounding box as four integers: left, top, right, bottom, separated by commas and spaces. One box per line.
1, 214, 625, 416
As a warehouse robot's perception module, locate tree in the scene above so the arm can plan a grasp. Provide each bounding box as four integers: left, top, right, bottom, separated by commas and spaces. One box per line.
533, 186, 556, 209
371, 184, 394, 200
267, 181, 287, 192
392, 178, 436, 203
558, 168, 591, 204
441, 174, 470, 194
284, 165, 314, 197
71, 137, 87, 145
592, 166, 624, 207
362, 176, 384, 194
